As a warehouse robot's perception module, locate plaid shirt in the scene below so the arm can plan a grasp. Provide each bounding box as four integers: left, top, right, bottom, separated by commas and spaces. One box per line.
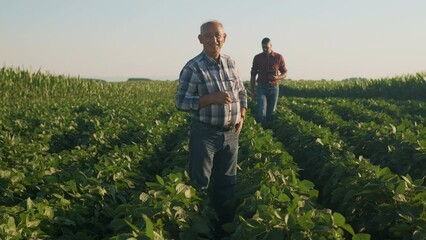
176, 51, 248, 128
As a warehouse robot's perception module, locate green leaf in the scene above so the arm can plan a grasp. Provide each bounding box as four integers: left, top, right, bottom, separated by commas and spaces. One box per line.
7, 216, 16, 231
271, 185, 279, 196
277, 193, 290, 202
66, 179, 78, 192
124, 219, 141, 235
44, 206, 54, 219
184, 188, 192, 198
26, 197, 34, 211
59, 197, 71, 207
297, 214, 314, 230
309, 189, 319, 199
156, 175, 164, 186
332, 212, 346, 226
176, 183, 186, 194
352, 233, 371, 240
299, 179, 314, 191
401, 175, 412, 185
395, 182, 406, 195
260, 185, 270, 196
238, 215, 256, 228
140, 192, 149, 203
341, 223, 355, 236
143, 214, 154, 240
26, 216, 40, 228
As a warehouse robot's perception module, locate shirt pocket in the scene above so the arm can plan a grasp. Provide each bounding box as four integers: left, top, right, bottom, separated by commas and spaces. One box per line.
224, 77, 237, 90
224, 78, 238, 101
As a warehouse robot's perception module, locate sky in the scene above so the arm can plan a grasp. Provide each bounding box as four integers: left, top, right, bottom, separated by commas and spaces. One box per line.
1, 0, 425, 81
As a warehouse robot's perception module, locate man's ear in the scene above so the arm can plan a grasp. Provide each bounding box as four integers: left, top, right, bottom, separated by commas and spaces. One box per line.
198, 34, 203, 44
223, 33, 227, 43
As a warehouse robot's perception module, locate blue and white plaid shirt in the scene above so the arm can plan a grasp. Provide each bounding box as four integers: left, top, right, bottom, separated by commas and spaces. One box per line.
176, 51, 248, 128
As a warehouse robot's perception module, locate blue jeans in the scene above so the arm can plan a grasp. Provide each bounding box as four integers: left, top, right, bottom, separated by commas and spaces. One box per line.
189, 120, 238, 223
257, 84, 279, 127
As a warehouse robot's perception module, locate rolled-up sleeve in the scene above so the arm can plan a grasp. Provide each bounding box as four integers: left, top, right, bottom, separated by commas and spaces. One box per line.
279, 55, 287, 74
176, 66, 200, 112
228, 59, 248, 109
237, 79, 248, 109
250, 56, 259, 77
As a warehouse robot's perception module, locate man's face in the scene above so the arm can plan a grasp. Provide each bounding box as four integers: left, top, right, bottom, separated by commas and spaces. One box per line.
262, 42, 272, 54
198, 23, 226, 58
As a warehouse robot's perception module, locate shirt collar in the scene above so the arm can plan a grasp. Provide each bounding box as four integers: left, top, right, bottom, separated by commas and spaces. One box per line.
263, 51, 276, 57
202, 51, 222, 66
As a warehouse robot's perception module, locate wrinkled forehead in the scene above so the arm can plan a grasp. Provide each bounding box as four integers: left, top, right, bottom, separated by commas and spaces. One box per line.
200, 22, 224, 35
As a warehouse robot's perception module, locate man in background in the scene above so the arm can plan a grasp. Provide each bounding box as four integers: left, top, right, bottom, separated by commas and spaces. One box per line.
250, 37, 287, 128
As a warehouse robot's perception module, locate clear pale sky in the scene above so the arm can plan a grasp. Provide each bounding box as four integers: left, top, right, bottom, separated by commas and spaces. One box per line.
1, 0, 425, 81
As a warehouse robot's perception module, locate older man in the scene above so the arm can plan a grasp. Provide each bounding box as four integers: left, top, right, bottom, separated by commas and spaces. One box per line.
176, 20, 247, 234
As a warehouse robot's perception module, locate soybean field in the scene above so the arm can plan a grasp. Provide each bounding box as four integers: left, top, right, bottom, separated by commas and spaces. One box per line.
1, 67, 425, 239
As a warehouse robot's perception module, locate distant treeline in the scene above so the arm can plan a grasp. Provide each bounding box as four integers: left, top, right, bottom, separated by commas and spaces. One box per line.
81, 78, 107, 83
280, 73, 426, 100
128, 78, 152, 82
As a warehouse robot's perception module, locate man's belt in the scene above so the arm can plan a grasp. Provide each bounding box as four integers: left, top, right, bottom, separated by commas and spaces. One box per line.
200, 121, 234, 131
259, 82, 279, 87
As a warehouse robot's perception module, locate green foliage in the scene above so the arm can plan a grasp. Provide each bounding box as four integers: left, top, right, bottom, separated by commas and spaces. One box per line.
2, 67, 426, 239
281, 72, 426, 100
270, 97, 426, 239
231, 118, 359, 239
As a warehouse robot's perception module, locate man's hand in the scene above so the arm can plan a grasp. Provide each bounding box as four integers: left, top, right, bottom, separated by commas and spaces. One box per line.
269, 72, 287, 84
250, 89, 256, 100
199, 91, 232, 108
270, 78, 281, 85
269, 75, 283, 85
235, 117, 244, 135
268, 73, 277, 81
209, 91, 232, 104
250, 75, 256, 100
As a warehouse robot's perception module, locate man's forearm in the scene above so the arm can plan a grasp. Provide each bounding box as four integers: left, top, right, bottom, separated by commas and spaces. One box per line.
278, 72, 287, 79
199, 94, 211, 109
250, 75, 256, 92
271, 72, 287, 84
240, 107, 247, 117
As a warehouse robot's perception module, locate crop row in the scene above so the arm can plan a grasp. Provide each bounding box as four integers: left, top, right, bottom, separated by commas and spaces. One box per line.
4, 68, 426, 239
1, 103, 368, 239
0, 97, 182, 239
285, 97, 426, 180
126, 112, 369, 239
0, 67, 372, 239
1, 67, 183, 238
270, 98, 426, 239
281, 73, 426, 100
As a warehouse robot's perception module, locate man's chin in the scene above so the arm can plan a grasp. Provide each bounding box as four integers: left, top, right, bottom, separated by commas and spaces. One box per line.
206, 49, 220, 56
